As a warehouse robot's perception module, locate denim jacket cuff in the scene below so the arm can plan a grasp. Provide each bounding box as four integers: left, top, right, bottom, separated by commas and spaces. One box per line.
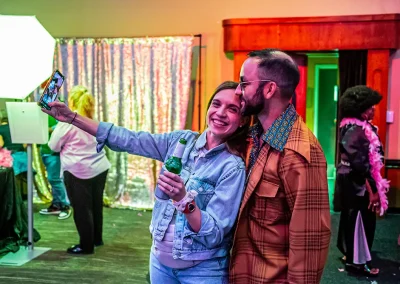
96, 122, 113, 153
183, 210, 214, 237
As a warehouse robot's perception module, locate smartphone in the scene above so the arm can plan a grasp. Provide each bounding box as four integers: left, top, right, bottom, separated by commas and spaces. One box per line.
38, 70, 65, 110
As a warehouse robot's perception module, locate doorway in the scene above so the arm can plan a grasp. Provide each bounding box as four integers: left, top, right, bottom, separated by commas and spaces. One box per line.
306, 54, 339, 209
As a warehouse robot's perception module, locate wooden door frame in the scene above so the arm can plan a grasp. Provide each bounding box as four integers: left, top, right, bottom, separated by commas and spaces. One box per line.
223, 14, 400, 153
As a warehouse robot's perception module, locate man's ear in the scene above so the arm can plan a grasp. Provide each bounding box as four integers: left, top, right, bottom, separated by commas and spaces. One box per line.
263, 82, 278, 99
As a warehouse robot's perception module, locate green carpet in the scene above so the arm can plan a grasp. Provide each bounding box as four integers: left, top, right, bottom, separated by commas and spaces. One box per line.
0, 205, 399, 283
0, 204, 152, 284
323, 212, 400, 284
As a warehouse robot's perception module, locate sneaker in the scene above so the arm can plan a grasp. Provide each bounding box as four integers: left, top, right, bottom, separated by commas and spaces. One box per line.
58, 207, 71, 220
40, 204, 61, 215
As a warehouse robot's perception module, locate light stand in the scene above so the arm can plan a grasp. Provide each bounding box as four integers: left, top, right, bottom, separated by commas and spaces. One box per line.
0, 103, 50, 266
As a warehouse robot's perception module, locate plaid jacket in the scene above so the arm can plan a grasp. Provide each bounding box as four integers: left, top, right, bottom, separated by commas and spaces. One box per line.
229, 116, 331, 284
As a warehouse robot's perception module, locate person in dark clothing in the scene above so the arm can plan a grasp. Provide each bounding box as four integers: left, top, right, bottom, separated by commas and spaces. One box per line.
0, 116, 28, 177
335, 85, 389, 277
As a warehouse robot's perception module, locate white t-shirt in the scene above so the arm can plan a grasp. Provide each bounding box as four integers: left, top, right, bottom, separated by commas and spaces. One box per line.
48, 121, 110, 179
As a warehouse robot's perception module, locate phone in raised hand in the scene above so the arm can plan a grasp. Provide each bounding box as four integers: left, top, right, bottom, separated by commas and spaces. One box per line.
38, 70, 65, 110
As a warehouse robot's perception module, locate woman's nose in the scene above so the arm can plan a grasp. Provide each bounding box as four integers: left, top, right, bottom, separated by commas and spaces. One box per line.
216, 107, 227, 117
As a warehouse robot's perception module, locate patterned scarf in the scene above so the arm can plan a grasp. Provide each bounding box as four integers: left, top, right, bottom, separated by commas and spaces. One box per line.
340, 118, 390, 216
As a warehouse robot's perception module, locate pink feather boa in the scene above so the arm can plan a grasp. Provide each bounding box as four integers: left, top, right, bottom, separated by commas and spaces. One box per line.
340, 118, 389, 216
0, 148, 13, 168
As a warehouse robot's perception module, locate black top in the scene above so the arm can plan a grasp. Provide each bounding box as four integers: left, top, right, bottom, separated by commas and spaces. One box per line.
337, 123, 384, 194
0, 124, 24, 153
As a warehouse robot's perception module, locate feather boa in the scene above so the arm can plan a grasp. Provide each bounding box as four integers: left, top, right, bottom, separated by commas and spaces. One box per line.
0, 148, 13, 168
340, 118, 389, 216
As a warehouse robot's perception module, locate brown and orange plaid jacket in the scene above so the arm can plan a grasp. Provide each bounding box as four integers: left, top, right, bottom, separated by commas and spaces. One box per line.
230, 115, 331, 284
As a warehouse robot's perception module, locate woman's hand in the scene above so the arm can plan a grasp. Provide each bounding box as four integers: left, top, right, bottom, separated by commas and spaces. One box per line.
41, 101, 75, 123
157, 171, 186, 202
368, 192, 380, 213
366, 180, 380, 213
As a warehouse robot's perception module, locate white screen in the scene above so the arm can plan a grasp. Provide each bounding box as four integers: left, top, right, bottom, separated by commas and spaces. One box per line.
6, 102, 48, 144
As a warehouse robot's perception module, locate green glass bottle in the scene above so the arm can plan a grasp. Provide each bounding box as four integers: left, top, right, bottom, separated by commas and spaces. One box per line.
155, 138, 187, 200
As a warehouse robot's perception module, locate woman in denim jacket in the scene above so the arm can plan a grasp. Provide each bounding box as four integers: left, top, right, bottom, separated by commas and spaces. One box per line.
42, 81, 249, 283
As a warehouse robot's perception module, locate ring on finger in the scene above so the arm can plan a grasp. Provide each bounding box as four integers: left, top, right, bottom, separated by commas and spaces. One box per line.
170, 186, 175, 193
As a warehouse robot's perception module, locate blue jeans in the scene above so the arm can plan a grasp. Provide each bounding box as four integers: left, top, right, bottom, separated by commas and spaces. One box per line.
149, 252, 229, 284
42, 154, 69, 207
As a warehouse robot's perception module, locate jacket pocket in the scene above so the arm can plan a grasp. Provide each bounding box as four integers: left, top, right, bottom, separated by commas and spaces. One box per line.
188, 178, 215, 208
249, 180, 286, 224
255, 180, 280, 197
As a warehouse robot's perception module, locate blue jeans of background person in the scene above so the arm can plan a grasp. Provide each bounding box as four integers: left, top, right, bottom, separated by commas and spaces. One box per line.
149, 252, 229, 284
42, 154, 69, 207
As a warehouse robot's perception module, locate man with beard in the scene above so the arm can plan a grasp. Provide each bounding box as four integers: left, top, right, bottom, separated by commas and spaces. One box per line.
229, 49, 331, 284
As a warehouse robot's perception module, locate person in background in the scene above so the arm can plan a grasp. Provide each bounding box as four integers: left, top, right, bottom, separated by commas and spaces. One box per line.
39, 115, 71, 220
0, 114, 29, 181
229, 49, 331, 284
335, 85, 389, 277
0, 115, 13, 169
42, 81, 249, 283
48, 86, 110, 255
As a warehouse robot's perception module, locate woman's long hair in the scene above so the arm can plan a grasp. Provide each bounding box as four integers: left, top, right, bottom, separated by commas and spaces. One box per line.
205, 81, 250, 159
68, 86, 95, 119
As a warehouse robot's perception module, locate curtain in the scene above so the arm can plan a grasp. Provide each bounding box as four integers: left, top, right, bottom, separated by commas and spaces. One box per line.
338, 50, 368, 116
333, 50, 367, 212
38, 37, 193, 209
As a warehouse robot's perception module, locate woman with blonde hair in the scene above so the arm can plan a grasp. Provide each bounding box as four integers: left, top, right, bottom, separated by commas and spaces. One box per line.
48, 86, 110, 255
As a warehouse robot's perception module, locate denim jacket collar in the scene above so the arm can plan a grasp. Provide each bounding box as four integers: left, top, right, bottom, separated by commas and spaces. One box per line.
194, 130, 226, 157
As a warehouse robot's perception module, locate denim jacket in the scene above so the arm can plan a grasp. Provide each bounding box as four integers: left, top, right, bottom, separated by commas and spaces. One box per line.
96, 122, 246, 261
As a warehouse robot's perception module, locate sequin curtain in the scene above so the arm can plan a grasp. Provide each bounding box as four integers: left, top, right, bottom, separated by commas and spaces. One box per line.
50, 37, 193, 209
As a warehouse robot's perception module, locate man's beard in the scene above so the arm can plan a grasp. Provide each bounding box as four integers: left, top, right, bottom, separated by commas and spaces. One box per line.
241, 86, 264, 116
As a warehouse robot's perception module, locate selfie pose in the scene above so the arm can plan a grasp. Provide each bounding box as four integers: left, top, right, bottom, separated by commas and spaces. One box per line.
43, 81, 249, 283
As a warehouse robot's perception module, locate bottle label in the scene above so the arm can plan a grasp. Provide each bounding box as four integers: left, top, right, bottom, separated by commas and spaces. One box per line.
172, 142, 185, 158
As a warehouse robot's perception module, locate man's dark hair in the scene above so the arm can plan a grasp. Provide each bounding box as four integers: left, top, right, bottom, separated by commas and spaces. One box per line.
339, 85, 382, 119
248, 49, 300, 100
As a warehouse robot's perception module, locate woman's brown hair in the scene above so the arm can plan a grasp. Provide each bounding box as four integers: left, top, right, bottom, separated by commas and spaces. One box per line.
205, 81, 250, 159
